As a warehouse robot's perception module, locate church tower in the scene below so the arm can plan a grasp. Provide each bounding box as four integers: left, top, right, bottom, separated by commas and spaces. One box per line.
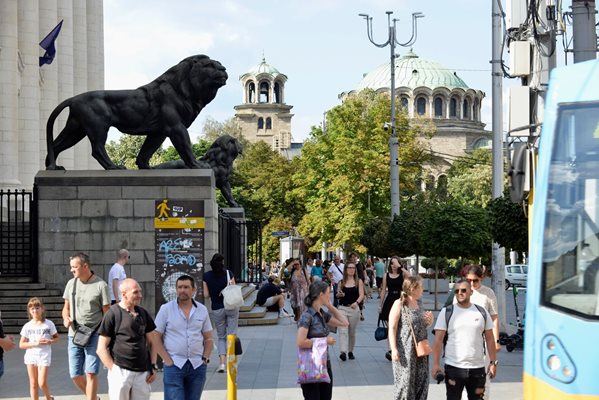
234, 58, 294, 150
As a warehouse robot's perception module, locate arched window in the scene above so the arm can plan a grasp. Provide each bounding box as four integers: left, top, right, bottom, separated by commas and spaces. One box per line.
463, 98, 470, 119
259, 81, 270, 103
265, 117, 272, 129
473, 99, 480, 121
247, 82, 256, 103
274, 82, 281, 103
416, 97, 427, 116
425, 174, 435, 191
450, 98, 458, 118
401, 96, 409, 110
257, 117, 264, 129
434, 97, 444, 117
437, 175, 448, 198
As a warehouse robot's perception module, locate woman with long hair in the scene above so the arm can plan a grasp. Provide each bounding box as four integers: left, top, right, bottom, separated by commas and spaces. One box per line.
297, 281, 348, 400
288, 259, 310, 321
388, 276, 433, 400
336, 262, 364, 361
203, 253, 239, 373
379, 256, 409, 361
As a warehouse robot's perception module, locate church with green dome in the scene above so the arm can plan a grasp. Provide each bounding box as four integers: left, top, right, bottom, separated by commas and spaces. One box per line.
340, 50, 492, 187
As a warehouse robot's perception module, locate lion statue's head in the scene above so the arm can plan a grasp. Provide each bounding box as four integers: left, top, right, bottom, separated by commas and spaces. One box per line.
144, 54, 228, 110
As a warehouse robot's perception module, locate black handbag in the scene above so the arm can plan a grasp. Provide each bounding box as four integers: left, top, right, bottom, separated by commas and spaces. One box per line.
71, 278, 98, 347
374, 315, 388, 341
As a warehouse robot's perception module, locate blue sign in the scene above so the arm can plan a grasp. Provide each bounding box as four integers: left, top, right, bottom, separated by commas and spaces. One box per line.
271, 231, 290, 237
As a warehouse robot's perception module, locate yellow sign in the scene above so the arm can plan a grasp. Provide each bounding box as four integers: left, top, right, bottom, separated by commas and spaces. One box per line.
154, 217, 205, 229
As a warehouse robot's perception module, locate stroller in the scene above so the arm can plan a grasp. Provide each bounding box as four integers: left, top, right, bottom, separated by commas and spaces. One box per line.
499, 285, 524, 352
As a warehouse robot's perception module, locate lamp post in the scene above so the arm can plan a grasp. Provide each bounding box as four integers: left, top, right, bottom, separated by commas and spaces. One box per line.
359, 11, 424, 218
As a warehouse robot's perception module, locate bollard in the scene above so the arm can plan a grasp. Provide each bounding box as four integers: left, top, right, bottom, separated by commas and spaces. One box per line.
227, 334, 245, 400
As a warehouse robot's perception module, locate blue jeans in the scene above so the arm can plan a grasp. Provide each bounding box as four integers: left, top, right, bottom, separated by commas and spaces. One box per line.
0, 358, 4, 379
164, 360, 207, 400
67, 333, 101, 378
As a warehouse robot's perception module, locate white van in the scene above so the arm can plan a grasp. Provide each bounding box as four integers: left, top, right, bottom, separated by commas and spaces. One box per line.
505, 264, 528, 289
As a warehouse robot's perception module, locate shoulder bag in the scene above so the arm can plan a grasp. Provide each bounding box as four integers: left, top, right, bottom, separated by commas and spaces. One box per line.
297, 337, 330, 384
71, 278, 99, 347
221, 270, 244, 310
407, 306, 432, 357
374, 314, 388, 341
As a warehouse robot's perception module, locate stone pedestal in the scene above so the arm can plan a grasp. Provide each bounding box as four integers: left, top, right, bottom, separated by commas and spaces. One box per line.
34, 169, 218, 313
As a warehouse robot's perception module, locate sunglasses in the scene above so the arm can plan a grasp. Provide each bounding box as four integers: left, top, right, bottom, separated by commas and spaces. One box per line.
467, 278, 480, 283
454, 288, 468, 294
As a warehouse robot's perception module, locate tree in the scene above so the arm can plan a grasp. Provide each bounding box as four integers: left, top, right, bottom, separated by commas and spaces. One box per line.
447, 149, 493, 208
361, 216, 393, 257
389, 193, 431, 259
424, 200, 491, 260
202, 116, 249, 149
262, 217, 294, 262
105, 135, 165, 169
161, 139, 211, 162
293, 89, 432, 252
487, 194, 528, 253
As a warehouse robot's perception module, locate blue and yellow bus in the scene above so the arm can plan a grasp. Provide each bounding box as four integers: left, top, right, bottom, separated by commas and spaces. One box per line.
525, 58, 599, 399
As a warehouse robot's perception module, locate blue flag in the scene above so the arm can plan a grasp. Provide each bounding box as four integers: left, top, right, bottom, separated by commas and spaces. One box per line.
39, 20, 63, 67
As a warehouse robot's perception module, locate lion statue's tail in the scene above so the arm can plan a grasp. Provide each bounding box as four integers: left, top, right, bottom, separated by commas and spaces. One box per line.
45, 98, 72, 169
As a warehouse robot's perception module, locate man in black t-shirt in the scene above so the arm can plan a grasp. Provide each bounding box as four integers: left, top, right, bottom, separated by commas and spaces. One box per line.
97, 278, 169, 399
257, 277, 291, 317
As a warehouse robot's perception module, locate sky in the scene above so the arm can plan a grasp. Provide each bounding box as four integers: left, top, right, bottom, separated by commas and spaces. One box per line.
102, 0, 523, 143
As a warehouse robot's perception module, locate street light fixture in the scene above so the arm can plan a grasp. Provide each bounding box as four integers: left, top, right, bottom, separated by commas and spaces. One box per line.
359, 11, 424, 218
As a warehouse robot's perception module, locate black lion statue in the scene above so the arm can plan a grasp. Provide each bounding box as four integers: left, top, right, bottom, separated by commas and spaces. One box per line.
154, 135, 243, 207
45, 54, 227, 170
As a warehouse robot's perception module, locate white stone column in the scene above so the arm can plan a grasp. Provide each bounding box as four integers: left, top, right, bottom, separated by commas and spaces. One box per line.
38, 1, 59, 170
56, 0, 74, 170
18, 0, 40, 189
0, 0, 20, 187
72, 0, 90, 169
85, 0, 103, 169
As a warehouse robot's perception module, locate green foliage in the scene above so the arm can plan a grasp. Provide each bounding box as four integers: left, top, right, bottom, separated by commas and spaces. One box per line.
424, 200, 491, 259
446, 149, 493, 207
487, 195, 528, 252
389, 194, 430, 258
105, 135, 164, 169
262, 217, 294, 262
293, 90, 431, 252
161, 139, 211, 161
231, 141, 302, 222
202, 117, 249, 149
360, 216, 393, 257
421, 257, 449, 273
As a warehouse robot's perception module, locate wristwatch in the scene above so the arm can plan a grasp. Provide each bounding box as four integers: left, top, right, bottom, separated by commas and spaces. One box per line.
151, 363, 159, 371
489, 360, 498, 366
202, 356, 210, 364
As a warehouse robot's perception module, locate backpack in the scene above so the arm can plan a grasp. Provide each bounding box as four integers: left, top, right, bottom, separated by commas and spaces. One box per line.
439, 303, 488, 356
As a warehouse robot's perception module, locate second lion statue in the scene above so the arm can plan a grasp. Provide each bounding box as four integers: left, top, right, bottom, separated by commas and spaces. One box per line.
45, 54, 227, 170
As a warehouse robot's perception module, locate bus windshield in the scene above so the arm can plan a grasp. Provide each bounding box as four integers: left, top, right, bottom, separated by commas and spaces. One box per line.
542, 101, 599, 318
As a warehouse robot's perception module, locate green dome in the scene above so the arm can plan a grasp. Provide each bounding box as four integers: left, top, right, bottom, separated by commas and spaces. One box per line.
241, 58, 285, 80
356, 50, 469, 91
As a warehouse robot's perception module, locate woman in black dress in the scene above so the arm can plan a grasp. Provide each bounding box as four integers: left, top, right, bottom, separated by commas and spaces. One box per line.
378, 256, 409, 361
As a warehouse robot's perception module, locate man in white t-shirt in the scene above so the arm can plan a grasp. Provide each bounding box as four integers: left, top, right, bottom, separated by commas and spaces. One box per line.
432, 280, 497, 400
108, 249, 129, 305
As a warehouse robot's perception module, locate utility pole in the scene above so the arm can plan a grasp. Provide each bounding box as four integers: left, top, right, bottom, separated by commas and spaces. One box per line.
571, 0, 598, 63
491, 0, 507, 331
359, 11, 424, 218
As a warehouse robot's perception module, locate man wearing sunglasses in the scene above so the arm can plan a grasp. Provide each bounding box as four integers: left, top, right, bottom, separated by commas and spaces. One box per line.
432, 280, 497, 400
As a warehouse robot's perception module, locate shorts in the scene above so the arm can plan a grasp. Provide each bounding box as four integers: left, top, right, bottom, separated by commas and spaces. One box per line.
376, 277, 383, 288
67, 333, 101, 378
263, 296, 279, 307
24, 349, 52, 367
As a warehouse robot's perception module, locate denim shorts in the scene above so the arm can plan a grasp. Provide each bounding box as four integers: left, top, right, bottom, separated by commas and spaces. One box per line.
67, 333, 101, 377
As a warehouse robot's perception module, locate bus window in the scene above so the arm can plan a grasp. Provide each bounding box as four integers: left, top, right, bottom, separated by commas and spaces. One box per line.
542, 101, 599, 318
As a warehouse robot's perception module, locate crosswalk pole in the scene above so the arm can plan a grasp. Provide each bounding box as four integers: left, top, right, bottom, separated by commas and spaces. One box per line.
227, 334, 237, 400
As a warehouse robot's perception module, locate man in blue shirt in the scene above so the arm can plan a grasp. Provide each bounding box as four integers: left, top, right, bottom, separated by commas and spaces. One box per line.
154, 275, 213, 400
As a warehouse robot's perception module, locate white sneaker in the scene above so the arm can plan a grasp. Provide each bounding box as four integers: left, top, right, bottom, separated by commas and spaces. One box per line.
217, 363, 226, 373
279, 309, 292, 318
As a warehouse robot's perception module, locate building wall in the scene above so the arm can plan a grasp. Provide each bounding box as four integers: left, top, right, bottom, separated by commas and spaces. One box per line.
0, 0, 103, 191
234, 103, 293, 149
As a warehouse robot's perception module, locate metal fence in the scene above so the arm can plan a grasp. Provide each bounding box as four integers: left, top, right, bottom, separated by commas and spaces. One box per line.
0, 188, 38, 279
218, 210, 262, 286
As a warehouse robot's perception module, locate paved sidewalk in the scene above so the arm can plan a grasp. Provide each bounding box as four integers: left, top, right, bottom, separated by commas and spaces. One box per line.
0, 284, 525, 399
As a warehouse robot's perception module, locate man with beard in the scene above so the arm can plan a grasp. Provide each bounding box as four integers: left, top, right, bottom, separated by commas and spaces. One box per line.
96, 278, 167, 400
431, 280, 497, 400
154, 275, 214, 400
